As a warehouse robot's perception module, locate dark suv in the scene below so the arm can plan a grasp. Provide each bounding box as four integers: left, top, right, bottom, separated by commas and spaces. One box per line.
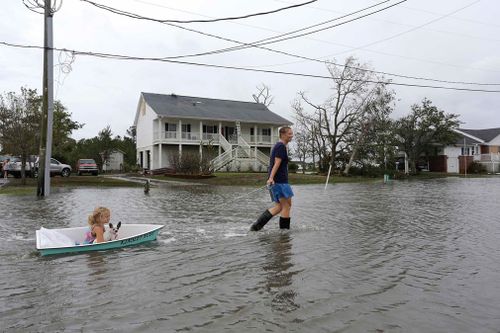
77, 159, 99, 176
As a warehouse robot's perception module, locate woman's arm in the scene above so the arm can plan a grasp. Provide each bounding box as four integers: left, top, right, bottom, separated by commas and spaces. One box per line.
267, 157, 282, 185
94, 225, 105, 243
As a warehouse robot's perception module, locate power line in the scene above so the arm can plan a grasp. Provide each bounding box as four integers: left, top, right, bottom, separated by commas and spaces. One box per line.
79, 0, 500, 87
81, 0, 317, 23
132, 0, 500, 76
2, 40, 500, 93
329, 0, 481, 57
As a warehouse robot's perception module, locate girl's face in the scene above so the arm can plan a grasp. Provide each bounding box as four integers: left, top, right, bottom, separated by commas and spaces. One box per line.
98, 212, 110, 225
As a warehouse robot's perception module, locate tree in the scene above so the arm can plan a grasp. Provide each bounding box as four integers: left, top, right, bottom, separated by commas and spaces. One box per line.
0, 87, 41, 183
343, 83, 396, 175
252, 83, 274, 107
97, 125, 114, 171
394, 98, 460, 174
51, 101, 83, 162
293, 56, 389, 173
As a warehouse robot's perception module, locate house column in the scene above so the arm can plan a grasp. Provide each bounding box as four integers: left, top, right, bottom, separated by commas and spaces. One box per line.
218, 122, 222, 156
254, 125, 258, 144
271, 127, 274, 143
158, 118, 163, 168
178, 119, 182, 143
199, 121, 203, 159
158, 117, 162, 141
178, 119, 182, 160
159, 144, 162, 168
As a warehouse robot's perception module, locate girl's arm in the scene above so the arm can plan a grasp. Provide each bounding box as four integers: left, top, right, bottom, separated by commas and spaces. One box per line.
94, 225, 105, 243
267, 157, 282, 185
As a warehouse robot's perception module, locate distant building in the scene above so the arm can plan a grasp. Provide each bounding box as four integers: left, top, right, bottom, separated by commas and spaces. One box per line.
101, 149, 125, 172
133, 92, 292, 172
431, 127, 500, 173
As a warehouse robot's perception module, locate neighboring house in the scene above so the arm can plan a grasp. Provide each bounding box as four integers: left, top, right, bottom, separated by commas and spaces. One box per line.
431, 127, 500, 173
133, 92, 292, 172
101, 149, 125, 172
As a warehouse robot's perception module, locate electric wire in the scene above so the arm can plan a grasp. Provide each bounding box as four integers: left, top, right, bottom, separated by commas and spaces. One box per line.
2, 40, 500, 93
80, 0, 500, 87
80, 0, 317, 23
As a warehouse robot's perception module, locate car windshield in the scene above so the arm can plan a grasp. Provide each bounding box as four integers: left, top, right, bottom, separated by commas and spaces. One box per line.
79, 159, 96, 164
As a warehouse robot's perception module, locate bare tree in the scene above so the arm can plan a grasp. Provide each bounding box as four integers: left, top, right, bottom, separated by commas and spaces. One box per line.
293, 56, 389, 173
252, 83, 274, 107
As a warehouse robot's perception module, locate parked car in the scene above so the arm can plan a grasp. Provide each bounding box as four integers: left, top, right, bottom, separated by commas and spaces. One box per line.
8, 155, 37, 178
77, 159, 99, 176
34, 157, 72, 177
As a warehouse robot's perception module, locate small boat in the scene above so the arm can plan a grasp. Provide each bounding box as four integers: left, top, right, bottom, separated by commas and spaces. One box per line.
36, 224, 165, 256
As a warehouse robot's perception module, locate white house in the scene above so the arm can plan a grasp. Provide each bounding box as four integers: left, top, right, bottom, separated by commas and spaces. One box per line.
133, 93, 292, 172
435, 128, 500, 173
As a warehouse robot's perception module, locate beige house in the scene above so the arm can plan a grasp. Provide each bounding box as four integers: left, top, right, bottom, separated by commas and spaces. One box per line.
133, 93, 292, 172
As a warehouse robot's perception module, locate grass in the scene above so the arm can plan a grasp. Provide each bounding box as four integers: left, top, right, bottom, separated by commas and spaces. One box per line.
156, 172, 380, 187
0, 174, 142, 196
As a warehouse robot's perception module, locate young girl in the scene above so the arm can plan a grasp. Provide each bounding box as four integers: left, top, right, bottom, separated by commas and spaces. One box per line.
83, 207, 111, 244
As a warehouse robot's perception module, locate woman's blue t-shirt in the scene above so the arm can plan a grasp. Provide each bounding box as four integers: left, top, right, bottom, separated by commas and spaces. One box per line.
269, 141, 288, 183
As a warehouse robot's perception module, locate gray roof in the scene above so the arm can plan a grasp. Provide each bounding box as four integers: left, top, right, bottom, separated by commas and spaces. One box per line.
457, 127, 500, 144
141, 92, 292, 125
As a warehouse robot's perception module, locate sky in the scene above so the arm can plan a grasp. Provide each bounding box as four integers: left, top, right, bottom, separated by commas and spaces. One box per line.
1, 0, 499, 140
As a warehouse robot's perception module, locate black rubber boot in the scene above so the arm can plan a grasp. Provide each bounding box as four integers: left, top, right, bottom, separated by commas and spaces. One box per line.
250, 210, 273, 231
279, 217, 290, 229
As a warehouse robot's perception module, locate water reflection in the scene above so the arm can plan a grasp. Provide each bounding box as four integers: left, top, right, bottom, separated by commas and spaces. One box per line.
262, 233, 300, 313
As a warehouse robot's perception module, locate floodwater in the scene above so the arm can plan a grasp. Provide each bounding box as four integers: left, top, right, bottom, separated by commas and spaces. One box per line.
1, 177, 500, 332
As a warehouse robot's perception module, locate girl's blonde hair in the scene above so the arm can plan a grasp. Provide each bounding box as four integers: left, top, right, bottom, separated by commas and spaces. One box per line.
88, 207, 110, 226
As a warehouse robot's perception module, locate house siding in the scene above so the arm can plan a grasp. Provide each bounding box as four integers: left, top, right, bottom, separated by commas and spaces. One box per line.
136, 101, 156, 149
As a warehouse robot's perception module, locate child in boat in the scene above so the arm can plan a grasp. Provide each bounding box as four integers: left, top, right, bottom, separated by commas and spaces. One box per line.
83, 206, 111, 244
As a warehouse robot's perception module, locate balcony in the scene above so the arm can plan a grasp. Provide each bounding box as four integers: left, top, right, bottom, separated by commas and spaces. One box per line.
243, 134, 277, 144
476, 153, 500, 162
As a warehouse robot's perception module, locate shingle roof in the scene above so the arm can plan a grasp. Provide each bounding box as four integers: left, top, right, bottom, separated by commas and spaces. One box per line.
141, 92, 292, 125
458, 128, 500, 144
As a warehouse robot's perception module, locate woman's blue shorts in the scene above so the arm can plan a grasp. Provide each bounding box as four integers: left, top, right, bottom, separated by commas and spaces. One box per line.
269, 183, 294, 203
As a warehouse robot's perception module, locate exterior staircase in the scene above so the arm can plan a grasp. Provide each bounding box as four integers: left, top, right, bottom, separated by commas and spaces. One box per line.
210, 134, 269, 172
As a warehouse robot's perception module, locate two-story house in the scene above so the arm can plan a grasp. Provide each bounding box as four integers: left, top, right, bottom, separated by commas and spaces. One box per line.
133, 93, 292, 172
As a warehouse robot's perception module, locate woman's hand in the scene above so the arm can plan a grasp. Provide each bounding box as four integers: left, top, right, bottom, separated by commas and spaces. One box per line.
267, 177, 274, 186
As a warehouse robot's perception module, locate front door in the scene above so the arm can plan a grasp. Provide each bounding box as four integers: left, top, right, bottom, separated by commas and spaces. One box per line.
224, 126, 236, 143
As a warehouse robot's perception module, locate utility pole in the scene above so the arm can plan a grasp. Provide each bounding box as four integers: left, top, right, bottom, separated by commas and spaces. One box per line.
37, 0, 54, 197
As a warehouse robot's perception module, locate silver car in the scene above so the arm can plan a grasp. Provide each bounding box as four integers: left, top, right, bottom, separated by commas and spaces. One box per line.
35, 157, 72, 177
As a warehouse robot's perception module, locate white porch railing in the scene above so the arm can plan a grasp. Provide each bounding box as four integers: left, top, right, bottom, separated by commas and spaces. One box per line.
241, 134, 278, 144
238, 135, 251, 157
219, 134, 232, 152
254, 149, 270, 166
479, 153, 500, 162
210, 147, 236, 171
202, 133, 219, 142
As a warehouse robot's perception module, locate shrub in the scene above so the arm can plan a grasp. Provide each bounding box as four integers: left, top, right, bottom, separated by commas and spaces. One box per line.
289, 162, 298, 173
468, 161, 486, 174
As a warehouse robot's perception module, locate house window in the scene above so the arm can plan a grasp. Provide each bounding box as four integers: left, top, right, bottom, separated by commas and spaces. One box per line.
461, 147, 471, 156
250, 128, 255, 135
165, 123, 176, 132
203, 125, 218, 133
182, 124, 191, 133
261, 128, 271, 136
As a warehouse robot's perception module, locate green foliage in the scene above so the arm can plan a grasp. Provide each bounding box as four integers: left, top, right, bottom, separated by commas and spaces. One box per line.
289, 162, 298, 172
393, 98, 460, 174
468, 161, 486, 174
